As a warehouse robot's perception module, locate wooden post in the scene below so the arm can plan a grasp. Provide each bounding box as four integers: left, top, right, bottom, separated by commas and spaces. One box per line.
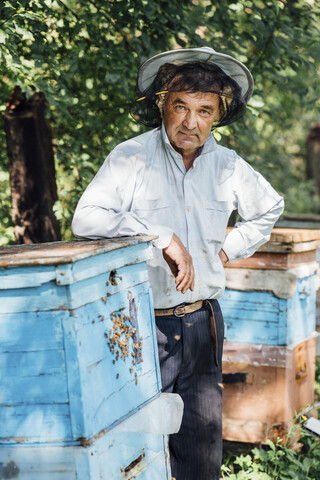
306, 122, 320, 196
4, 86, 61, 244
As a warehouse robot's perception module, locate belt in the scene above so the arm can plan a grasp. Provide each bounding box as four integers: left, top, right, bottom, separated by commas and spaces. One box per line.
154, 300, 219, 366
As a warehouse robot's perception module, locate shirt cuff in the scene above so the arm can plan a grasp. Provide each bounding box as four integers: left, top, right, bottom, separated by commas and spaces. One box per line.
150, 225, 174, 249
222, 229, 246, 263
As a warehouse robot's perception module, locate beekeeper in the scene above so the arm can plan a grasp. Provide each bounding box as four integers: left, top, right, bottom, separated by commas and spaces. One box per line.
72, 46, 284, 480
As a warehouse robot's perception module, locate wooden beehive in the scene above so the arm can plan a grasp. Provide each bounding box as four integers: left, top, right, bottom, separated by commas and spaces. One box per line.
0, 429, 171, 480
0, 237, 162, 445
220, 228, 320, 345
222, 335, 316, 444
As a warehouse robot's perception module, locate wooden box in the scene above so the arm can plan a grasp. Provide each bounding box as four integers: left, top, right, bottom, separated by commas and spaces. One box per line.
0, 429, 171, 480
0, 237, 162, 445
220, 272, 317, 345
227, 228, 320, 270
220, 228, 320, 345
222, 335, 316, 444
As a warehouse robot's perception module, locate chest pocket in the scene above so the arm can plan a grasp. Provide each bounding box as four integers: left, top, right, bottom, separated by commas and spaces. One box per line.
134, 199, 171, 228
205, 199, 231, 243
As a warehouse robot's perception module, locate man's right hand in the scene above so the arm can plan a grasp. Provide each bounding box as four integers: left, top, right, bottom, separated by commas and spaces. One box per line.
162, 233, 195, 294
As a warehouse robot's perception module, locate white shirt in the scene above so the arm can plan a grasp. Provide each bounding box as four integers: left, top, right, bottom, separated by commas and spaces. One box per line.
72, 124, 284, 308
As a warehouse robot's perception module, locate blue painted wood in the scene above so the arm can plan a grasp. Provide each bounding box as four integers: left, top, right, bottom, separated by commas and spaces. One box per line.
0, 265, 56, 289
0, 242, 152, 291
56, 241, 153, 286
0, 261, 149, 314
0, 404, 72, 442
0, 431, 171, 480
0, 238, 162, 447
220, 274, 317, 345
0, 350, 68, 405
0, 310, 65, 353
64, 284, 161, 440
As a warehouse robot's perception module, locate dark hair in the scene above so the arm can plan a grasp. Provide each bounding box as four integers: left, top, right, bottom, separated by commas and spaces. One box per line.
130, 61, 247, 129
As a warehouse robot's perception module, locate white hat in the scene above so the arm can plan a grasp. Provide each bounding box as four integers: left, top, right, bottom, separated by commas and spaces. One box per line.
138, 46, 254, 101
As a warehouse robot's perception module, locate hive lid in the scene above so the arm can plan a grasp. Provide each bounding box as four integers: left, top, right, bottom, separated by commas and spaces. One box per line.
227, 227, 320, 253
259, 228, 320, 253
268, 228, 320, 244
0, 236, 156, 268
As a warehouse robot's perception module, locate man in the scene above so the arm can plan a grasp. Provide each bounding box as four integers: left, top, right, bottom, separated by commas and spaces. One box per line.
72, 47, 284, 480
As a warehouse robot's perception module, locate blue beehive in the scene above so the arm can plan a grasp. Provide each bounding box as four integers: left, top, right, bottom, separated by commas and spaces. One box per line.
0, 237, 161, 445
0, 430, 171, 480
220, 272, 317, 345
220, 228, 320, 346
0, 237, 178, 479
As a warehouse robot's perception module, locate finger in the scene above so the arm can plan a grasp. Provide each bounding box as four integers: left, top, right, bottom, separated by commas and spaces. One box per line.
175, 261, 187, 285
176, 263, 193, 293
189, 267, 195, 291
181, 264, 194, 293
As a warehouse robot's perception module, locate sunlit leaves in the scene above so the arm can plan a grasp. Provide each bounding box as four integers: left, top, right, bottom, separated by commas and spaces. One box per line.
0, 0, 319, 242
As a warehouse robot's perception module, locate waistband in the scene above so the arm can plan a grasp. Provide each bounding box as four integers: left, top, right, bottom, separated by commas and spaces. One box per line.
154, 299, 219, 366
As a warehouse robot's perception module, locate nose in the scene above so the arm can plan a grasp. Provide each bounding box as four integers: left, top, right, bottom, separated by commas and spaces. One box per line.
183, 110, 197, 130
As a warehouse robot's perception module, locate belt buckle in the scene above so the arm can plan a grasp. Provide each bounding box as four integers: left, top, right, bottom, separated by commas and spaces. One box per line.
173, 303, 186, 317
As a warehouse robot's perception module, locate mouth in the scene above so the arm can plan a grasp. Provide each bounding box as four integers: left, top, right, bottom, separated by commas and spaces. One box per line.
179, 131, 197, 139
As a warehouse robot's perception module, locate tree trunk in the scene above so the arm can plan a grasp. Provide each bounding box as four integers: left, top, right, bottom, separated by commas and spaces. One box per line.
4, 87, 61, 244
306, 123, 320, 196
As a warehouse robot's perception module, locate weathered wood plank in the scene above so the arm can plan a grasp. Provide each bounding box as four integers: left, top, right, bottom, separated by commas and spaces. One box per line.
0, 404, 71, 443
0, 431, 171, 480
267, 228, 320, 244
0, 364, 68, 405
55, 242, 153, 286
227, 250, 316, 270
0, 311, 65, 353
0, 350, 65, 377
225, 227, 320, 253
225, 263, 318, 299
0, 281, 69, 314
258, 239, 320, 253
67, 262, 149, 310
222, 418, 288, 445
0, 262, 149, 313
0, 236, 155, 268
0, 265, 56, 289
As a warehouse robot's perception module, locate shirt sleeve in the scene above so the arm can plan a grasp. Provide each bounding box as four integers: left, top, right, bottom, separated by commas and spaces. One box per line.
222, 156, 284, 263
71, 148, 173, 249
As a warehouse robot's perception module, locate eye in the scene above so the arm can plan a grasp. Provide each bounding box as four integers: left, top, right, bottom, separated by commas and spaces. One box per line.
175, 104, 185, 111
200, 109, 210, 117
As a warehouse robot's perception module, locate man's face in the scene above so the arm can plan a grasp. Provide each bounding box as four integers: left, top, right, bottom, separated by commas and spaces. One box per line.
163, 91, 220, 158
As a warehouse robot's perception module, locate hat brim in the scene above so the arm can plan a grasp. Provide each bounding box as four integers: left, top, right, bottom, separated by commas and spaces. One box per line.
138, 47, 254, 101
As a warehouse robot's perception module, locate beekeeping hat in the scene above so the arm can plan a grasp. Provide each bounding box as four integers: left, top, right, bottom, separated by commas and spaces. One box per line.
130, 46, 254, 129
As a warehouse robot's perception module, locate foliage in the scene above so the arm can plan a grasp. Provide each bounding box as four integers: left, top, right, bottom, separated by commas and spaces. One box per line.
222, 423, 320, 480
0, 0, 320, 242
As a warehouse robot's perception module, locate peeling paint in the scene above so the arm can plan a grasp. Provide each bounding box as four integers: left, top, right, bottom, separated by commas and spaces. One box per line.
2, 460, 20, 479
120, 449, 146, 479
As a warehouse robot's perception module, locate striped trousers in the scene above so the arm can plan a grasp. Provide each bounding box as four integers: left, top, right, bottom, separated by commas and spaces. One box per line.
155, 300, 224, 480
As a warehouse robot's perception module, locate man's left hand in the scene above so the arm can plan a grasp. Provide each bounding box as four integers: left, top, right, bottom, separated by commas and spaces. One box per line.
218, 249, 229, 266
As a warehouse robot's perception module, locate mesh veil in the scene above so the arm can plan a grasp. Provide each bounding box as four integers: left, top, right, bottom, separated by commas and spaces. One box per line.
130, 61, 247, 129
